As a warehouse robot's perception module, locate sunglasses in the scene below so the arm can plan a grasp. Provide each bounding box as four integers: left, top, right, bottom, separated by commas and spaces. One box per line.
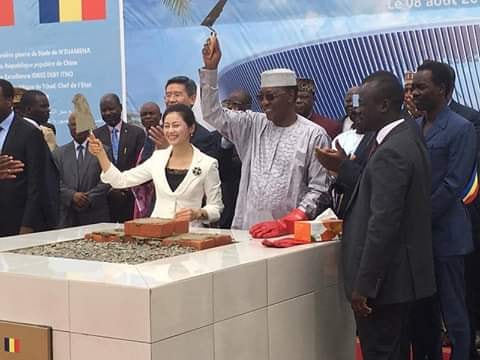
256, 91, 285, 102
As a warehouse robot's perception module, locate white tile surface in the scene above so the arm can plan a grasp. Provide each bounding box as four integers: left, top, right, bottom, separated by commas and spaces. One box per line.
152, 326, 213, 360
53, 330, 71, 360
268, 293, 318, 360
150, 274, 213, 342
214, 308, 268, 360
267, 246, 323, 305
0, 223, 117, 252
70, 333, 150, 360
10, 257, 149, 287
69, 281, 151, 341
0, 253, 48, 271
321, 242, 342, 287
213, 260, 267, 322
316, 285, 355, 360
0, 272, 69, 330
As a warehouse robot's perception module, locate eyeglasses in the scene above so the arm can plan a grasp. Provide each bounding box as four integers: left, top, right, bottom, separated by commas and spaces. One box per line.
256, 91, 285, 102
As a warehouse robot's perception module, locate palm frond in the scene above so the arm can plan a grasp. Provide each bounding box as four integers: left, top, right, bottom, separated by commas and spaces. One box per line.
161, 0, 191, 17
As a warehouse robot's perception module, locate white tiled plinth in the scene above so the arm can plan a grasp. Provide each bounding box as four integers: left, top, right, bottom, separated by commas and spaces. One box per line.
0, 223, 354, 359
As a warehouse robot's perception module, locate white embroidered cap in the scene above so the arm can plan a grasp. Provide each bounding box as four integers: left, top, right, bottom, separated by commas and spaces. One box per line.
260, 68, 297, 88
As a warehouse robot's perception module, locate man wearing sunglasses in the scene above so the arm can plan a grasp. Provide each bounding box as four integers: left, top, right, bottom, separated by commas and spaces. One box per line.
199, 36, 331, 235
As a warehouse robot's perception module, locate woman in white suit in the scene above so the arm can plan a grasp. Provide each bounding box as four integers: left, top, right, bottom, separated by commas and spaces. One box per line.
88, 104, 223, 224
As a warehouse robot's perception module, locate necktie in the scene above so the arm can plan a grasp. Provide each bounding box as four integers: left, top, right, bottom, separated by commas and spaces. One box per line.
111, 128, 119, 162
77, 144, 84, 189
77, 144, 84, 166
368, 139, 380, 159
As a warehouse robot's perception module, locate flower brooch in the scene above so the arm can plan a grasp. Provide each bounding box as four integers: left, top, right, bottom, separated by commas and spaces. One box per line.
193, 167, 202, 176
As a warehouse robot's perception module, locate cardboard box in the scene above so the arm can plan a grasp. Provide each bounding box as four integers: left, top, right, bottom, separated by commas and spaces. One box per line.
294, 219, 343, 242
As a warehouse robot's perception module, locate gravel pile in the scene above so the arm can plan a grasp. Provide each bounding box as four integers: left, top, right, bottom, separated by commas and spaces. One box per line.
9, 238, 196, 265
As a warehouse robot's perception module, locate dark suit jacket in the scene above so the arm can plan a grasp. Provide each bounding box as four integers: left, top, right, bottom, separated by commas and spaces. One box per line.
333, 131, 376, 219
416, 106, 476, 256
342, 121, 436, 304
449, 100, 480, 248
93, 122, 145, 171
53, 141, 111, 227
0, 116, 47, 236
192, 123, 221, 161
93, 122, 145, 222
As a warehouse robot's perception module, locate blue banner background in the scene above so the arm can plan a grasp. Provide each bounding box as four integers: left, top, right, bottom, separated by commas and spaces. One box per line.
0, 0, 123, 145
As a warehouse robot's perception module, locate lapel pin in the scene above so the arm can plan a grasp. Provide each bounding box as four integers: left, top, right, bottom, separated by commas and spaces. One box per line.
193, 167, 202, 176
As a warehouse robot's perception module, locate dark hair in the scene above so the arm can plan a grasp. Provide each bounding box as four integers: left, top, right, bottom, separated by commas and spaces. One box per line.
162, 103, 196, 128
100, 93, 121, 106
363, 71, 404, 112
0, 79, 15, 99
165, 76, 197, 97
417, 60, 453, 96
19, 89, 47, 108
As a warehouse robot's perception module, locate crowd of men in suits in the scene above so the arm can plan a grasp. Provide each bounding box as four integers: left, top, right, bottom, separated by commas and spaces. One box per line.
0, 55, 479, 359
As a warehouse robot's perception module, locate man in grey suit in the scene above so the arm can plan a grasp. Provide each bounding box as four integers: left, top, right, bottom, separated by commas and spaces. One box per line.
342, 71, 436, 360
53, 113, 110, 228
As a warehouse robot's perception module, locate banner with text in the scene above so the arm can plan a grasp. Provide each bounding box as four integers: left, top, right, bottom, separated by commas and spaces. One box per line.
0, 0, 124, 145
124, 0, 480, 124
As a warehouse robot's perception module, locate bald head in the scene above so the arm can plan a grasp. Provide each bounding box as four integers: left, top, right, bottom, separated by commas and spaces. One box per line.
140, 101, 162, 130
228, 89, 252, 111
100, 93, 122, 127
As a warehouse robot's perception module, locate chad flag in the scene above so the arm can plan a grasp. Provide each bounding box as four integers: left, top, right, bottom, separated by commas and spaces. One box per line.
0, 0, 14, 27
4, 337, 20, 353
39, 0, 106, 24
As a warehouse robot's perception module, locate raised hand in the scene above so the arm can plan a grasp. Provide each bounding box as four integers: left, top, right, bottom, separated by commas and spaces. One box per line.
149, 125, 169, 150
88, 133, 106, 157
202, 33, 222, 70
88, 132, 111, 172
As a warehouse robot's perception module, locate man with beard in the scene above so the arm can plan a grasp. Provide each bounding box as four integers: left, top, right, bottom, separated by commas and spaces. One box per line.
200, 36, 331, 235
93, 93, 145, 223
412, 60, 476, 360
296, 78, 341, 139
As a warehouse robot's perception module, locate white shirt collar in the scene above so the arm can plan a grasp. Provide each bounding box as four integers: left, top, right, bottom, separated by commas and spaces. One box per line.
23, 117, 40, 129
376, 118, 405, 144
108, 121, 122, 133
73, 139, 88, 148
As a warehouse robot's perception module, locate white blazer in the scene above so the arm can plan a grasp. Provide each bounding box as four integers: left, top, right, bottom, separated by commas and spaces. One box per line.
101, 145, 223, 222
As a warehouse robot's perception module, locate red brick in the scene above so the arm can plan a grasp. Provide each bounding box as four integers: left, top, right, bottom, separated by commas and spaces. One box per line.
213, 235, 233, 247
173, 220, 189, 235
124, 218, 174, 238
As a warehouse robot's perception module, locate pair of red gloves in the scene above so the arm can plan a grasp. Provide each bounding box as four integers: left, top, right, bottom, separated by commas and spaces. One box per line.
249, 208, 307, 238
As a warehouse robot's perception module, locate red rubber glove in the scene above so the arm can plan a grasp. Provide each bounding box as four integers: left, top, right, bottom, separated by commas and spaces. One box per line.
249, 208, 307, 238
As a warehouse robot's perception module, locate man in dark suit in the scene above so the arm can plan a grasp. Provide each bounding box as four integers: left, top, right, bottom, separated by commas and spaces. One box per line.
342, 71, 436, 360
53, 113, 110, 227
315, 85, 376, 219
0, 79, 48, 236
413, 60, 477, 360
20, 89, 60, 231
0, 155, 23, 180
93, 93, 145, 223
447, 65, 480, 360
164, 76, 220, 160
